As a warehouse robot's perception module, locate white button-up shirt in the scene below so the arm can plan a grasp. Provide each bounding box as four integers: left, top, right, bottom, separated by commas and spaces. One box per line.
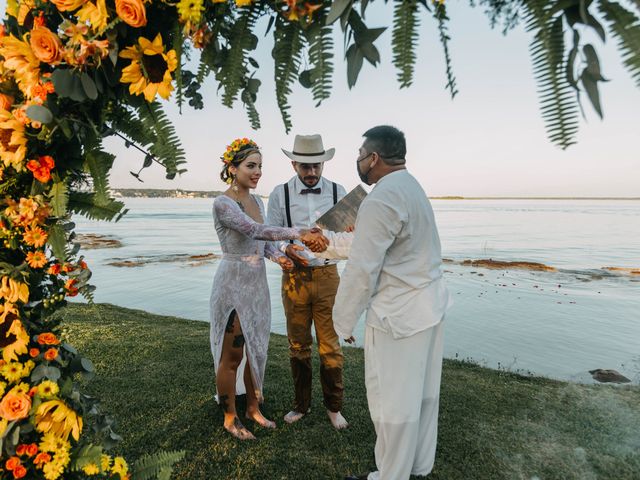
327, 169, 452, 339
267, 175, 347, 267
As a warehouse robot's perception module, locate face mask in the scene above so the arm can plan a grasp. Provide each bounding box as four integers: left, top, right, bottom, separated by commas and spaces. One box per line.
356, 154, 373, 185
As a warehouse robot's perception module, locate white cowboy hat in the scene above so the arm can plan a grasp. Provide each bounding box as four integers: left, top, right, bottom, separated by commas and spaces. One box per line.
282, 134, 335, 163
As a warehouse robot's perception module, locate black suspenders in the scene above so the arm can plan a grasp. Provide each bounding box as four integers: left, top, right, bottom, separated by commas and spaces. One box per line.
284, 181, 338, 240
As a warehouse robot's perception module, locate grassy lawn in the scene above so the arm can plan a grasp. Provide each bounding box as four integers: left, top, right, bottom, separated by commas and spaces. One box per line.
56, 303, 640, 480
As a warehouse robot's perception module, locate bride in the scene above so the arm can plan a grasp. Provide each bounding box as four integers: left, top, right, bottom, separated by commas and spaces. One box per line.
209, 138, 325, 440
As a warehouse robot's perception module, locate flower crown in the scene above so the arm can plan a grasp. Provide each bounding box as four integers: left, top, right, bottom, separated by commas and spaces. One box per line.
221, 138, 259, 164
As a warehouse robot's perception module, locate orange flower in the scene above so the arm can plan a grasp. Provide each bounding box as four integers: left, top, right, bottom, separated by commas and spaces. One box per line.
115, 0, 147, 28
0, 391, 31, 420
79, 260, 88, 269
29, 27, 63, 65
37, 332, 59, 345
26, 250, 47, 269
26, 443, 38, 456
28, 386, 37, 397
65, 278, 78, 296
47, 264, 61, 275
15, 444, 27, 455
34, 452, 51, 465
50, 0, 88, 11
43, 348, 57, 361
62, 263, 73, 273
23, 226, 47, 247
5, 456, 20, 470
29, 347, 40, 357
0, 94, 13, 110
26, 155, 55, 183
12, 465, 26, 478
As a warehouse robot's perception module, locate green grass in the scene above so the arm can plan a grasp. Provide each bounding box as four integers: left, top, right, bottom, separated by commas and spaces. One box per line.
56, 303, 640, 479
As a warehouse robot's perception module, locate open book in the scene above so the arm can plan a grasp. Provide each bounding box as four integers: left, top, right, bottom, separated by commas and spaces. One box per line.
315, 185, 367, 232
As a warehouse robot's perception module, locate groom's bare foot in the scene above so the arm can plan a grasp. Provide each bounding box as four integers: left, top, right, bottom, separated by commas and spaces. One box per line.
224, 417, 256, 440
245, 410, 276, 429
283, 409, 308, 424
327, 410, 348, 430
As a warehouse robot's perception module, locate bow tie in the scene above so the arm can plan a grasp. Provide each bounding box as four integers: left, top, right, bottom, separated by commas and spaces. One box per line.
300, 188, 321, 195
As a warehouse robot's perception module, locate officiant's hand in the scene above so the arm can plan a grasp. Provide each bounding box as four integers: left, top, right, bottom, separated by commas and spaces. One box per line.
285, 244, 310, 267
299, 229, 329, 253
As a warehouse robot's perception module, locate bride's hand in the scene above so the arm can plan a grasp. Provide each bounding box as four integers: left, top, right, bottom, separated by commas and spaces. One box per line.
299, 229, 328, 253
277, 255, 295, 271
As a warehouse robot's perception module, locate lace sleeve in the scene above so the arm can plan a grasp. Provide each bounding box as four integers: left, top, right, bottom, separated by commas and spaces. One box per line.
264, 242, 286, 262
214, 196, 300, 241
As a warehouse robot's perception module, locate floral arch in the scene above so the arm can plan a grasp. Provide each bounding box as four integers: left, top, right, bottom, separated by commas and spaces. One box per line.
0, 0, 638, 478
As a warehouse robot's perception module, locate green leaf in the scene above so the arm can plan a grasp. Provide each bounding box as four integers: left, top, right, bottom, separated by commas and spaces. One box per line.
326, 0, 352, 25
81, 357, 95, 373
51, 69, 74, 97
131, 450, 186, 480
583, 44, 606, 80
68, 192, 128, 222
598, 0, 640, 88
392, 0, 420, 88
26, 105, 53, 124
48, 181, 69, 217
346, 44, 364, 88
81, 73, 98, 100
581, 71, 604, 117
84, 150, 115, 203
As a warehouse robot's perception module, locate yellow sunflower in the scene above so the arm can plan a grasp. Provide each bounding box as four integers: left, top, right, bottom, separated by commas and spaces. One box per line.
119, 34, 177, 102
0, 109, 28, 171
0, 316, 29, 363
0, 35, 41, 99
76, 0, 110, 33
36, 399, 83, 441
177, 0, 204, 26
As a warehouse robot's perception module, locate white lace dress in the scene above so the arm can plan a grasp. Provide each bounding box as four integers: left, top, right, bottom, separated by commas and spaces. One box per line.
210, 195, 299, 401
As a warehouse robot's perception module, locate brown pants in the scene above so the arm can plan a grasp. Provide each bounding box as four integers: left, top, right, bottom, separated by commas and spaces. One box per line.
282, 264, 344, 413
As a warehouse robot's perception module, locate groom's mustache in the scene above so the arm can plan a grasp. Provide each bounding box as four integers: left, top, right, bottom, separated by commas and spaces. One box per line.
304, 176, 319, 185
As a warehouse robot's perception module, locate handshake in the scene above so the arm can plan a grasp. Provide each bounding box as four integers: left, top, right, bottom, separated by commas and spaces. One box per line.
299, 227, 329, 253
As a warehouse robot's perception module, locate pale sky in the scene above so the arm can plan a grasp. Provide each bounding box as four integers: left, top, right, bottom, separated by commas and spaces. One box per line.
4, 1, 640, 196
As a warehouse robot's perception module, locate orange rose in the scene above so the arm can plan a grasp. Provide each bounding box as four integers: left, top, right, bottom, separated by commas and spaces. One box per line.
15, 444, 27, 455
37, 333, 60, 345
50, 0, 88, 11
0, 391, 31, 421
29, 27, 63, 65
26, 444, 38, 456
34, 452, 51, 465
47, 264, 61, 275
44, 348, 58, 361
13, 465, 27, 479
115, 0, 147, 27
0, 94, 13, 111
29, 348, 40, 358
5, 456, 20, 470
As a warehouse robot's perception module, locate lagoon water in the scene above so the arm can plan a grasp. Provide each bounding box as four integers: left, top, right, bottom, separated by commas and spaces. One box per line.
74, 198, 640, 384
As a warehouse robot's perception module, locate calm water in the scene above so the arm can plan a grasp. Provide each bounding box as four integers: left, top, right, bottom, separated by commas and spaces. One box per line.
74, 198, 640, 384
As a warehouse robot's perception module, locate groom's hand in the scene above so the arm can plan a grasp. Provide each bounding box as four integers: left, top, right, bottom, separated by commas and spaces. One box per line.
343, 336, 355, 344
285, 244, 310, 267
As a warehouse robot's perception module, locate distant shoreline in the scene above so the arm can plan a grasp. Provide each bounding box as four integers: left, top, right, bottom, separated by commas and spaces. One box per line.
111, 189, 639, 201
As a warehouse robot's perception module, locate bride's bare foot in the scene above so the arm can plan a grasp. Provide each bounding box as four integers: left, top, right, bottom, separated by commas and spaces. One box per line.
245, 410, 276, 429
224, 417, 256, 440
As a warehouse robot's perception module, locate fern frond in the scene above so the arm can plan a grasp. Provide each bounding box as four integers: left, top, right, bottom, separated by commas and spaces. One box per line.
131, 450, 186, 480
84, 150, 115, 203
598, 0, 640, 88
526, 1, 580, 149
392, 0, 420, 88
68, 192, 128, 222
217, 8, 260, 108
174, 23, 185, 113
433, 2, 458, 98
48, 181, 69, 218
242, 79, 261, 129
305, 23, 334, 106
272, 16, 303, 132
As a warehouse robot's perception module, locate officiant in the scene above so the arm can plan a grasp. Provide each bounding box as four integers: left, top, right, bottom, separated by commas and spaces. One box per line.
266, 134, 349, 430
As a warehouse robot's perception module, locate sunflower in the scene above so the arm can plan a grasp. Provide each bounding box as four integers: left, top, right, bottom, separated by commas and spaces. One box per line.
76, 0, 109, 33
177, 0, 204, 27
0, 35, 41, 99
0, 109, 28, 171
0, 314, 29, 363
119, 34, 177, 102
36, 399, 83, 441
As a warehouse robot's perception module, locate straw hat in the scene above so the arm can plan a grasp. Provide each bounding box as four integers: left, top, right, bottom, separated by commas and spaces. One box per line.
282, 134, 335, 163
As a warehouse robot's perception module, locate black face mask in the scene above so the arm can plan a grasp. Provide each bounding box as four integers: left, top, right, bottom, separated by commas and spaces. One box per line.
356, 154, 373, 185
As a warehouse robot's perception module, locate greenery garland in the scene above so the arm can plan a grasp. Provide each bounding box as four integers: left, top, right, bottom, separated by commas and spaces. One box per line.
0, 0, 637, 478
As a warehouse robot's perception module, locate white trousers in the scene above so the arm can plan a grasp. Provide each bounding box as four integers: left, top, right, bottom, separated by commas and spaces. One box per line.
365, 320, 445, 480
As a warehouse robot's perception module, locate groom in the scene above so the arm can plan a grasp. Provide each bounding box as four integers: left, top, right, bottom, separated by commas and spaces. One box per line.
266, 134, 349, 429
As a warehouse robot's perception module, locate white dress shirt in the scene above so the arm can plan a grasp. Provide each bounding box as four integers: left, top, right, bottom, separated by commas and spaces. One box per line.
267, 175, 346, 267
329, 169, 452, 339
